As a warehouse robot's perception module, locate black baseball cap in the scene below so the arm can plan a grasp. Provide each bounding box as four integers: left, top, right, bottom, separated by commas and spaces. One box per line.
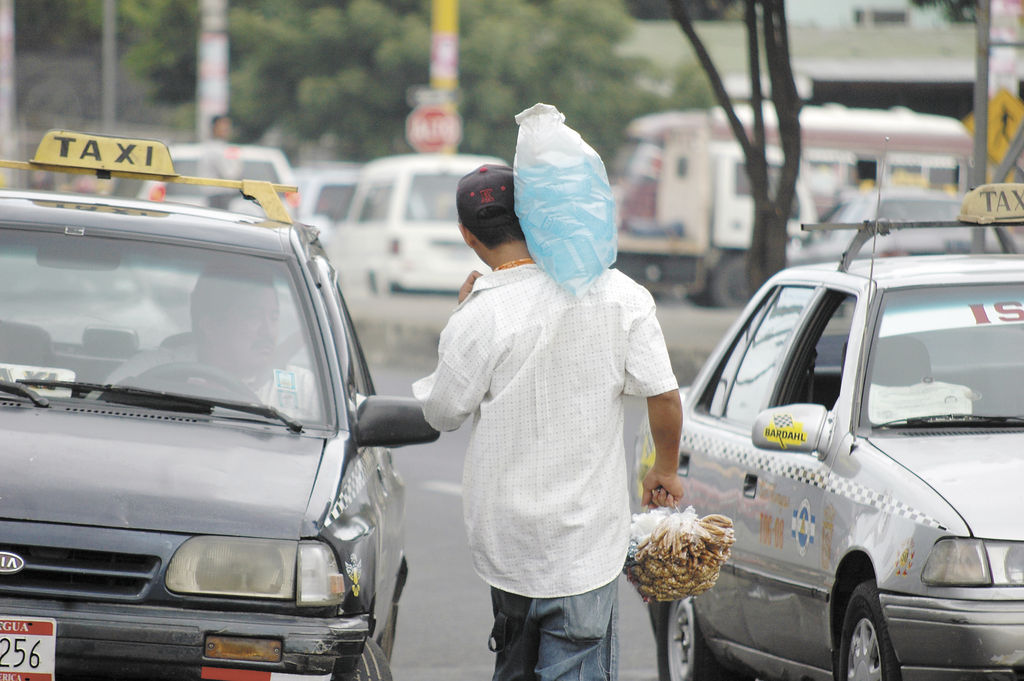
456, 164, 517, 232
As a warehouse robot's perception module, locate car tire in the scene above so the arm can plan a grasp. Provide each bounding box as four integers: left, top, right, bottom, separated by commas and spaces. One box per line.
837, 581, 902, 681
652, 598, 753, 681
707, 254, 748, 308
348, 637, 393, 681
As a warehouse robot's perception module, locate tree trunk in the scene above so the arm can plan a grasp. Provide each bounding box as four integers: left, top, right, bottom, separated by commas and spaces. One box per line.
666, 0, 803, 299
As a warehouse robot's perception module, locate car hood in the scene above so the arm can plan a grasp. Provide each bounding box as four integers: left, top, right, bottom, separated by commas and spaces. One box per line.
0, 407, 327, 539
873, 430, 1024, 539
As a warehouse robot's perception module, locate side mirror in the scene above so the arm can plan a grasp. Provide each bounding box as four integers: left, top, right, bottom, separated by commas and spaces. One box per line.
356, 395, 439, 448
752, 404, 830, 455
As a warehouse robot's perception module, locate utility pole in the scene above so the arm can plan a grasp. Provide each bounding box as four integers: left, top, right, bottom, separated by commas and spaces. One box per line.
102, 0, 116, 133
0, 0, 14, 182
431, 0, 459, 153
973, 0, 991, 252
197, 0, 229, 142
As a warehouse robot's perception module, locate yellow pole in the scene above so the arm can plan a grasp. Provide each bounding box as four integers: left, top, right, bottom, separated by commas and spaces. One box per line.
431, 0, 459, 152
431, 0, 458, 92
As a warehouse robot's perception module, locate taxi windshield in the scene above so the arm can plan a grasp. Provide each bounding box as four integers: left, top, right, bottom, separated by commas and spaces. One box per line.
0, 228, 327, 426
866, 284, 1024, 427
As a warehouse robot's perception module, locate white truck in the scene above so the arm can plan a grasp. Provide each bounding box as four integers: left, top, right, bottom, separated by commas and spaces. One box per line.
612, 104, 971, 307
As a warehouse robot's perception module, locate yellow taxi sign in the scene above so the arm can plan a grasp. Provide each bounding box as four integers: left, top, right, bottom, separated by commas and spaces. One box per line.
31, 130, 176, 177
0, 129, 296, 223
958, 183, 1024, 224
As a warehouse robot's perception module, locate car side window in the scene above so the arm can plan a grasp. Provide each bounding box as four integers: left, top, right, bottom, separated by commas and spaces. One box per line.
720, 286, 815, 426
773, 291, 856, 411
336, 284, 374, 397
356, 182, 393, 222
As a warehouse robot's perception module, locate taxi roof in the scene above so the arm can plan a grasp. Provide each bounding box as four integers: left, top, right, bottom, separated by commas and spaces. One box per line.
0, 187, 295, 255
783, 253, 1024, 292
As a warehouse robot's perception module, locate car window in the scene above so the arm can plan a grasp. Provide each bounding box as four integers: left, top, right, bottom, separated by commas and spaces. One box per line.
0, 228, 328, 425
865, 283, 1024, 426
164, 160, 199, 197
356, 182, 393, 222
405, 172, 464, 222
774, 291, 856, 410
316, 185, 357, 221
720, 286, 815, 425
239, 160, 281, 183
163, 159, 280, 197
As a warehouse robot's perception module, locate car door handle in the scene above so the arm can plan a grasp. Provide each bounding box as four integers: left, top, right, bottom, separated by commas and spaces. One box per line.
677, 452, 690, 476
743, 473, 758, 498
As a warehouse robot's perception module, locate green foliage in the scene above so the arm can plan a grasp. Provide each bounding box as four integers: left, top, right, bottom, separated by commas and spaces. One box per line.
119, 0, 199, 104
910, 0, 973, 22
15, 0, 104, 51
458, 0, 675, 163
227, 0, 693, 162
19, 0, 705, 163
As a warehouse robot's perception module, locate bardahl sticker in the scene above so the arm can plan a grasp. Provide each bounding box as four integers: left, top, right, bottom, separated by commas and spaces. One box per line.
763, 412, 807, 449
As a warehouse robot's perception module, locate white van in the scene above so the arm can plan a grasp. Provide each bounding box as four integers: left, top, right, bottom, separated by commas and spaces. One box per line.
137, 143, 298, 216
331, 153, 505, 295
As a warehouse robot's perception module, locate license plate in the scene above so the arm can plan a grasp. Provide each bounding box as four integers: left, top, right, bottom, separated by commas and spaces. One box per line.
0, 616, 55, 680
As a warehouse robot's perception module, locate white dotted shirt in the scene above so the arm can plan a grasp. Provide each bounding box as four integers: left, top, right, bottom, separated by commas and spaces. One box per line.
412, 265, 677, 597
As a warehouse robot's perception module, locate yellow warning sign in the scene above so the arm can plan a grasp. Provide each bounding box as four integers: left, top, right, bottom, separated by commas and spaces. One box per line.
964, 89, 1024, 166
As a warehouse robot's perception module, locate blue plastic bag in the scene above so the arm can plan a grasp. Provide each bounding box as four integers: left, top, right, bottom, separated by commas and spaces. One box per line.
513, 103, 617, 297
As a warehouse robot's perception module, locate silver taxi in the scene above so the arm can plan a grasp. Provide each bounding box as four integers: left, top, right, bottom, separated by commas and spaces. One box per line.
0, 131, 437, 681
635, 184, 1024, 681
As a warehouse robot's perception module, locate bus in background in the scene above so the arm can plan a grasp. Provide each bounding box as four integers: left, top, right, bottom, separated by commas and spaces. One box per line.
611, 104, 971, 307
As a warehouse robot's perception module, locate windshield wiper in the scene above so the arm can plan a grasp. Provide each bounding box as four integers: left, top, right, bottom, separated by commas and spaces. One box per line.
876, 414, 1024, 429
16, 379, 303, 433
0, 380, 49, 407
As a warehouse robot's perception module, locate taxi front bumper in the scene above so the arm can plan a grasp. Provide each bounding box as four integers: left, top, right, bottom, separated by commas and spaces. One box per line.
0, 595, 368, 680
881, 592, 1024, 680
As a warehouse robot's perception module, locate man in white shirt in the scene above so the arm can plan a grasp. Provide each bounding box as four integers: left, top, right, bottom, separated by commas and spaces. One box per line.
413, 164, 684, 681
198, 114, 244, 208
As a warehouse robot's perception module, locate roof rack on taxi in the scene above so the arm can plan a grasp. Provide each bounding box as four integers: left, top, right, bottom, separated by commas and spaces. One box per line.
0, 130, 296, 223
802, 183, 1024, 272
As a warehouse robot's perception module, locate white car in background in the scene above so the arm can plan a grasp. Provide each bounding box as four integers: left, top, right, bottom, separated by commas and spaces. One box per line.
331, 153, 505, 295
137, 143, 299, 216
293, 163, 362, 247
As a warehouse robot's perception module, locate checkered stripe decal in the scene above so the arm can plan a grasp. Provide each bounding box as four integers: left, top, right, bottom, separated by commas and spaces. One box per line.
682, 430, 945, 530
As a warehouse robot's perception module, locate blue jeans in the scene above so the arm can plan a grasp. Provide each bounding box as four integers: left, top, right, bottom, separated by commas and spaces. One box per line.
488, 578, 618, 681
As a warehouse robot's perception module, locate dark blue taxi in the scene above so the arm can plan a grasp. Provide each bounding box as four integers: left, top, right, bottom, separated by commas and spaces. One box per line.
0, 131, 437, 680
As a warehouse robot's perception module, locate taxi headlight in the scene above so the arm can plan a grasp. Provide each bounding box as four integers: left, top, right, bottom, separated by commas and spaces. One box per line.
166, 537, 296, 599
297, 541, 344, 606
922, 538, 991, 586
983, 542, 1024, 586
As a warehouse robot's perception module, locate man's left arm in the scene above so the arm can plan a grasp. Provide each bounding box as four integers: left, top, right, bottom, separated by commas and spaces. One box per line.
641, 389, 684, 508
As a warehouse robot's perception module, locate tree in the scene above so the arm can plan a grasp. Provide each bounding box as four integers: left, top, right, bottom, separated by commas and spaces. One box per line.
224, 0, 678, 163
910, 0, 974, 22
67, 0, 696, 161
625, 0, 740, 20
665, 0, 801, 297
18, 0, 699, 166
457, 0, 675, 163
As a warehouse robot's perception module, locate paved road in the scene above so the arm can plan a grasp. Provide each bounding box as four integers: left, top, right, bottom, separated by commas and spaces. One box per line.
373, 365, 662, 681
347, 291, 741, 384
351, 292, 740, 680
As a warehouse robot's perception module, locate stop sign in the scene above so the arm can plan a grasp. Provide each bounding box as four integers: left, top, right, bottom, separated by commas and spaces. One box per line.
406, 105, 463, 153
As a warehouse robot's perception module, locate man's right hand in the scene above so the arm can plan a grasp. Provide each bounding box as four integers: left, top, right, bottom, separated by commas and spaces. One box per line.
458, 270, 483, 303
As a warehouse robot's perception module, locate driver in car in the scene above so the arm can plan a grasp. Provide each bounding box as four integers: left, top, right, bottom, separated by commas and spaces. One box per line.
107, 266, 319, 419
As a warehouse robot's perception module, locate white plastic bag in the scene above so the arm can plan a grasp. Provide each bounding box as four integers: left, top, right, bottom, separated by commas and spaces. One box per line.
513, 103, 616, 297
625, 505, 735, 601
